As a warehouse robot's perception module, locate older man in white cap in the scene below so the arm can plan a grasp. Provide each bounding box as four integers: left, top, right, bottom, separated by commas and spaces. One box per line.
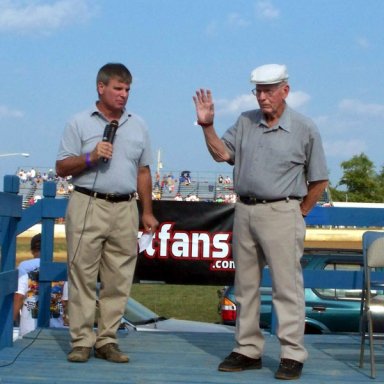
193, 64, 328, 380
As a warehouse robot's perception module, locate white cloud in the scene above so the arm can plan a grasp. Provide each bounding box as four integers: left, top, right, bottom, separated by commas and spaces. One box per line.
0, 0, 96, 34
319, 99, 384, 165
206, 12, 249, 37
216, 94, 256, 116
205, 20, 218, 37
227, 13, 249, 28
324, 139, 367, 158
339, 99, 384, 118
356, 36, 372, 49
286, 91, 310, 109
216, 89, 310, 116
255, 0, 280, 20
0, 104, 24, 118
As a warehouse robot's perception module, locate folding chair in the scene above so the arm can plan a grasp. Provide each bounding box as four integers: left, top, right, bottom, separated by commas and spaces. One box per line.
359, 231, 384, 379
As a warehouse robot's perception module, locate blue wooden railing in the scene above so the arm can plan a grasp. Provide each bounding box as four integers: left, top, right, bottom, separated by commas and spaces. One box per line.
0, 175, 67, 349
1, 174, 384, 349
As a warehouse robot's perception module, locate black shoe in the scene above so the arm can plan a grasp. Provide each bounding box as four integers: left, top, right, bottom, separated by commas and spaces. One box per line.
275, 358, 303, 380
218, 351, 262, 372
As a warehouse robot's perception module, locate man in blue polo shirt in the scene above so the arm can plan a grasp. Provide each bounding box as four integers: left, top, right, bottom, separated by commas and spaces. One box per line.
56, 63, 158, 364
193, 64, 328, 380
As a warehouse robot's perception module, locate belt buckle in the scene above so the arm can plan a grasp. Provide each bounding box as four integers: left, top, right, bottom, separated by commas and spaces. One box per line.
105, 193, 116, 201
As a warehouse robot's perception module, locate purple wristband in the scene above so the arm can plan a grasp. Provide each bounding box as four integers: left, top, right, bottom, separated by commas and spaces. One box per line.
85, 153, 92, 168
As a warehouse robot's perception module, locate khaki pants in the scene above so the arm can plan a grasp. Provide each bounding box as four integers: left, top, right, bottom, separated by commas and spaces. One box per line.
232, 199, 308, 363
66, 191, 138, 349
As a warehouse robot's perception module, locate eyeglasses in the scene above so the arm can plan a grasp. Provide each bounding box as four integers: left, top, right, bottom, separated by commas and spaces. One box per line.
251, 83, 285, 97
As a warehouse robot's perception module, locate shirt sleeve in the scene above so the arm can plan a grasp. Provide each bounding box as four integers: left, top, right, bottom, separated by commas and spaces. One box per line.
221, 123, 238, 163
306, 127, 329, 182
138, 123, 153, 167
56, 119, 83, 161
16, 274, 28, 296
62, 282, 68, 301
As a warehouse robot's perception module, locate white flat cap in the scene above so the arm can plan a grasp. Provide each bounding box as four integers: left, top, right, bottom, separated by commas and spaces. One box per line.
250, 64, 289, 85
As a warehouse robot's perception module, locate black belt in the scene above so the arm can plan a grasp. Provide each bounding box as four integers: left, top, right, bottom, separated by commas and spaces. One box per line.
74, 186, 135, 202
239, 196, 301, 205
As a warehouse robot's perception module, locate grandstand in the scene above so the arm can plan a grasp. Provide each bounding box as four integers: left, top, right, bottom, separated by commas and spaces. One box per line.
151, 170, 235, 201
15, 167, 235, 205
17, 167, 72, 208
15, 166, 333, 205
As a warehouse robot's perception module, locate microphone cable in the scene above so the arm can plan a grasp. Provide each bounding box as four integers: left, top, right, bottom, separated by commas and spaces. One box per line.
68, 167, 100, 270
70, 120, 117, 267
0, 328, 43, 368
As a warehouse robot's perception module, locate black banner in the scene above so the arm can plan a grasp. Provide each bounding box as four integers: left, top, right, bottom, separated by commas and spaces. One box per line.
136, 201, 235, 285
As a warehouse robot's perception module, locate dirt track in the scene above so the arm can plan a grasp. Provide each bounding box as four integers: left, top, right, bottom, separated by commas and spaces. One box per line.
18, 223, 66, 239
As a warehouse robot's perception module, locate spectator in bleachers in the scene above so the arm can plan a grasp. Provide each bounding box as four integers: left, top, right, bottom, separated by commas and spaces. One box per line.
48, 169, 55, 180
161, 175, 167, 189
191, 194, 199, 201
215, 194, 224, 203
167, 174, 175, 193
30, 168, 36, 180
57, 183, 66, 195
154, 172, 161, 189
18, 169, 27, 183
174, 193, 183, 201
179, 171, 191, 185
152, 190, 161, 200
185, 193, 199, 202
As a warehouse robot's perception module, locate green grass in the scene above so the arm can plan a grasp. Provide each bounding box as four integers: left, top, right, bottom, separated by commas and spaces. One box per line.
16, 237, 68, 263
130, 283, 223, 324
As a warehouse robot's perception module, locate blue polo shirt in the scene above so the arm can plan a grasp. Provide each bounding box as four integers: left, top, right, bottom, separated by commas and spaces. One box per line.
222, 105, 328, 199
57, 105, 153, 194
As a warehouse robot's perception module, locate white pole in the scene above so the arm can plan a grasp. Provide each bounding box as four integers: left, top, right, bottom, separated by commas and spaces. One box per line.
0, 152, 30, 158
157, 149, 162, 173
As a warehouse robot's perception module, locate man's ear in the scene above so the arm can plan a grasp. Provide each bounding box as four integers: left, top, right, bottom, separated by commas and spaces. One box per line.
97, 81, 105, 95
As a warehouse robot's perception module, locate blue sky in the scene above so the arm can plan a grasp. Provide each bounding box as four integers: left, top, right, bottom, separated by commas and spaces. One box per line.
0, 0, 383, 190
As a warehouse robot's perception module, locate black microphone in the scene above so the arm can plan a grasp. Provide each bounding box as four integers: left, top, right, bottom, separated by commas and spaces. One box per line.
102, 120, 119, 163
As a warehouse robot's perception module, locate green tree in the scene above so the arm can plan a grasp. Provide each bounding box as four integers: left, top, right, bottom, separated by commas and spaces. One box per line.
337, 153, 381, 202
328, 186, 346, 202
377, 165, 384, 198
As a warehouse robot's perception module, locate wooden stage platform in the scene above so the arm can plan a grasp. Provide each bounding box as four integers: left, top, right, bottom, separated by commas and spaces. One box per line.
0, 329, 383, 383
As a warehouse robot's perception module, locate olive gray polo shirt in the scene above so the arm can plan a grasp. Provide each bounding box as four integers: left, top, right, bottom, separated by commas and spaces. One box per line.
222, 105, 328, 199
57, 105, 153, 194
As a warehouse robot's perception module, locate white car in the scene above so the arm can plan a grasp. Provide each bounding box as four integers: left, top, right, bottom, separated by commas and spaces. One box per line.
120, 297, 234, 333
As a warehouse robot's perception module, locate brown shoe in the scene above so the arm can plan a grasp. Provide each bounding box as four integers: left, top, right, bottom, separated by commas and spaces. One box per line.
275, 358, 303, 380
218, 351, 262, 372
67, 347, 92, 363
94, 343, 129, 363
